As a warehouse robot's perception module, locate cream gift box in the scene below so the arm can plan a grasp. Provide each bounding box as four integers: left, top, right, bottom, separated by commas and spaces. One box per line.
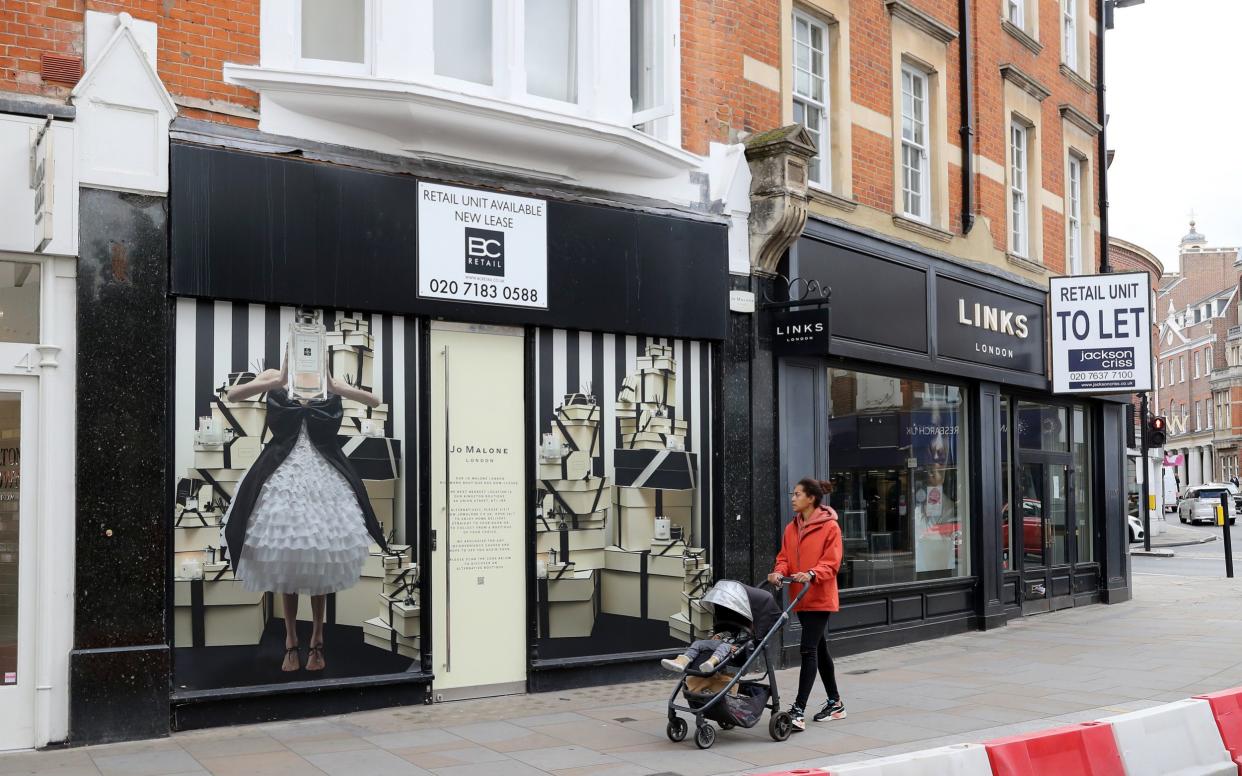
536, 502, 607, 532
193, 435, 262, 470
326, 330, 374, 350
376, 594, 420, 639
209, 402, 268, 440
614, 486, 693, 510
614, 504, 692, 550
329, 344, 374, 391
536, 527, 607, 570
540, 568, 598, 638
551, 419, 601, 458
173, 578, 269, 648
336, 315, 371, 334
538, 450, 592, 480
362, 617, 420, 659
175, 525, 220, 553
539, 477, 609, 516
600, 547, 684, 621
361, 544, 412, 578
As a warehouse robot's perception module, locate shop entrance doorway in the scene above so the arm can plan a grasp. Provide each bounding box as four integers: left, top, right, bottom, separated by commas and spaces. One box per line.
1010, 401, 1095, 615
0, 379, 38, 750
428, 323, 527, 699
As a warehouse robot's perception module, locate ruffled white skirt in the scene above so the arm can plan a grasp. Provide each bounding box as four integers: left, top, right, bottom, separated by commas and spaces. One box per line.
229, 423, 371, 595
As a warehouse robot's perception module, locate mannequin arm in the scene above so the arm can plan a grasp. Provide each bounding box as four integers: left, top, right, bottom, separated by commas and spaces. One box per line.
228, 368, 283, 402
329, 376, 381, 408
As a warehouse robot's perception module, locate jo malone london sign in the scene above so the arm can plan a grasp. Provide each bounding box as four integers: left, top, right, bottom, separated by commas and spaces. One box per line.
418, 182, 549, 309
769, 307, 831, 356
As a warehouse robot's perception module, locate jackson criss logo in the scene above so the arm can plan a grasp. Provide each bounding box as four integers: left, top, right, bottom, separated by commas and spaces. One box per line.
464, 227, 505, 277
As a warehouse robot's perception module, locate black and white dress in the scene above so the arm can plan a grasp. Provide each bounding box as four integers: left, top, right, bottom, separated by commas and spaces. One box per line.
222, 389, 388, 596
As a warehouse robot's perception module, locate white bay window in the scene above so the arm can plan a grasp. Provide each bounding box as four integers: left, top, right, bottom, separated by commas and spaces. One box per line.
299, 0, 368, 72
433, 0, 495, 86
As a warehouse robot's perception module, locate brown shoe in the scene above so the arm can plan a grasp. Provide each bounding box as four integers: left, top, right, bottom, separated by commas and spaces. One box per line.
306, 643, 325, 672
281, 646, 301, 672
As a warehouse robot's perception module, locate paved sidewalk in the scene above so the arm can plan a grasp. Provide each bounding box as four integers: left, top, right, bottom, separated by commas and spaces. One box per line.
5, 572, 1242, 776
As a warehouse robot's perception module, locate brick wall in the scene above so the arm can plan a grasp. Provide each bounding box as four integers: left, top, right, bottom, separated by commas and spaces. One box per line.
681, 0, 782, 155
1, 0, 85, 100
2, 1, 257, 126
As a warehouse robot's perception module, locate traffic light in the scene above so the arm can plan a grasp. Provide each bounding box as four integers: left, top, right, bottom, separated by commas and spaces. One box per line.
1146, 415, 1167, 448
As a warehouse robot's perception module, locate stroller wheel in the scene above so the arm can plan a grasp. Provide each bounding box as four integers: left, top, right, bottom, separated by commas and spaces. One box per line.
769, 711, 793, 742
694, 723, 716, 750
666, 717, 688, 743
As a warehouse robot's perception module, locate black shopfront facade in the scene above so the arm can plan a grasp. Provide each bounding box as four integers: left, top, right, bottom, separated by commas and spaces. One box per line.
722, 219, 1129, 662
69, 133, 729, 742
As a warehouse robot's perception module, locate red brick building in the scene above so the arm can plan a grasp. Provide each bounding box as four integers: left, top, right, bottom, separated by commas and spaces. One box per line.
1156, 223, 1241, 488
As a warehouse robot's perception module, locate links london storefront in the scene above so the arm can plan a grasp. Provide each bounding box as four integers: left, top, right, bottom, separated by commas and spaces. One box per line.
761, 221, 1129, 656
71, 134, 729, 740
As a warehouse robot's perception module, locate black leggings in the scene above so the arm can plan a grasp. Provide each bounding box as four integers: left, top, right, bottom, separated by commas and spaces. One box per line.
795, 610, 839, 709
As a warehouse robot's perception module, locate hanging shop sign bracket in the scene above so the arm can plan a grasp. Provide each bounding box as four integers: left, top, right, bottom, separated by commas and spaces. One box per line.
760, 274, 832, 355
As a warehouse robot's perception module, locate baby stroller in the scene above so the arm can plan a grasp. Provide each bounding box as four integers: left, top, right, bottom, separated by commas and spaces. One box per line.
665, 577, 809, 749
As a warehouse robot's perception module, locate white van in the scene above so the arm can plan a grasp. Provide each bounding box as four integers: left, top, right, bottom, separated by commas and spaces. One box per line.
1162, 467, 1179, 513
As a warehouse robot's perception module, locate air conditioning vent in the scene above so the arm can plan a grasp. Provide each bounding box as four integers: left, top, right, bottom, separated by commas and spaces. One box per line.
41, 53, 83, 86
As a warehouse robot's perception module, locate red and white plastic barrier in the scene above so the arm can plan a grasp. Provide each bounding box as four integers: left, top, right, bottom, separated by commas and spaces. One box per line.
1095, 699, 1235, 776
753, 687, 1242, 776
983, 722, 1125, 776
1196, 687, 1242, 770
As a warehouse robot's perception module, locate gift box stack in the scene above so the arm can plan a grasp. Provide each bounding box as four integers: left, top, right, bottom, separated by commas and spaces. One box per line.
602, 344, 713, 637
535, 392, 608, 638
669, 547, 713, 644
361, 545, 420, 659
329, 315, 391, 439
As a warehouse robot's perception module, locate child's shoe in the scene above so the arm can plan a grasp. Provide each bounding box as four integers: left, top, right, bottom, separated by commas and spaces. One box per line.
701, 656, 720, 671
661, 655, 690, 672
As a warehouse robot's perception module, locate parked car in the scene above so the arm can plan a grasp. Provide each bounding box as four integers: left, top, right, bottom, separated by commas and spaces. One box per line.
1126, 495, 1145, 543
1177, 485, 1239, 526
1200, 481, 1242, 514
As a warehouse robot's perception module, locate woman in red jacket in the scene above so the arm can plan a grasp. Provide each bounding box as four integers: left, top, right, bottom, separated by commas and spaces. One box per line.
767, 477, 845, 731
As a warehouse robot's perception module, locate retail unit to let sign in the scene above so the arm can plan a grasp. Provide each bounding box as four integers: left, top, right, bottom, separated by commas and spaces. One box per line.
417, 181, 548, 309
1049, 272, 1153, 394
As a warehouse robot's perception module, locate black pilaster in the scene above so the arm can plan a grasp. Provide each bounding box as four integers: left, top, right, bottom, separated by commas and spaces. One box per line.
720, 275, 755, 584
749, 275, 781, 588
975, 382, 1006, 628
1100, 402, 1130, 603
71, 187, 170, 744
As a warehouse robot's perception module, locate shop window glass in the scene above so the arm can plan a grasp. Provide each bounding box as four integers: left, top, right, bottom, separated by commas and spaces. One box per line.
631, 0, 674, 130
1074, 407, 1093, 562
826, 368, 970, 589
301, 0, 366, 64
0, 262, 39, 344
435, 0, 494, 85
525, 0, 578, 102
1017, 402, 1067, 452
0, 396, 19, 684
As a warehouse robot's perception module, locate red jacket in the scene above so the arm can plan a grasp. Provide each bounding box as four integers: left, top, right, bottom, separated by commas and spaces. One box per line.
773, 506, 843, 612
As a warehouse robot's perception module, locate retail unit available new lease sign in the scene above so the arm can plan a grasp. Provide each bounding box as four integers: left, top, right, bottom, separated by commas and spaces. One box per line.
1050, 272, 1152, 394
418, 182, 548, 309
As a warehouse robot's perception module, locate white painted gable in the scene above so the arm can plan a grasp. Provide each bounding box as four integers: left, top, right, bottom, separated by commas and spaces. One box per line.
72, 12, 176, 194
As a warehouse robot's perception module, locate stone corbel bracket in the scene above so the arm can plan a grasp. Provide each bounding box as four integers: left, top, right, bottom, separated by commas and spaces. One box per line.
744, 125, 817, 277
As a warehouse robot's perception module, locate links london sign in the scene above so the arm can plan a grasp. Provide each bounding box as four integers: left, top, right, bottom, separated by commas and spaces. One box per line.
769, 306, 831, 355
936, 277, 1045, 376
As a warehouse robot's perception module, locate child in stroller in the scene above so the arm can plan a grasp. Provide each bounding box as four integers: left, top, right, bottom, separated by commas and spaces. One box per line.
660, 623, 752, 674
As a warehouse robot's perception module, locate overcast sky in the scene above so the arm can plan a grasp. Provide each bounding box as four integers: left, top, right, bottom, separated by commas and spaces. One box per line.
1106, 0, 1239, 273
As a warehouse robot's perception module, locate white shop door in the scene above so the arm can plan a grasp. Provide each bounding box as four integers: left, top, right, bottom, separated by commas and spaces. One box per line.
429, 322, 526, 698
0, 377, 38, 750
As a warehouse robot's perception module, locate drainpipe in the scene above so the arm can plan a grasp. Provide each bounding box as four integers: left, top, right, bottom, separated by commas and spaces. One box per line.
1097, 0, 1111, 272
958, 0, 975, 234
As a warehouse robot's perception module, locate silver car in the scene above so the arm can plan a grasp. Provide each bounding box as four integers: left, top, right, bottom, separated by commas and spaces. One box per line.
1178, 485, 1239, 526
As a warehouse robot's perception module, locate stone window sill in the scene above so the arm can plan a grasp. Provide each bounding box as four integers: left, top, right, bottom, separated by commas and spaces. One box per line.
809, 186, 858, 213
893, 214, 953, 243
1060, 63, 1095, 93
1007, 252, 1047, 274
1001, 19, 1043, 55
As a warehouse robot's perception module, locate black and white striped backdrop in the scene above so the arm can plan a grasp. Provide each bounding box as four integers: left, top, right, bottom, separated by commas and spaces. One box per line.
172, 299, 419, 545
534, 330, 714, 547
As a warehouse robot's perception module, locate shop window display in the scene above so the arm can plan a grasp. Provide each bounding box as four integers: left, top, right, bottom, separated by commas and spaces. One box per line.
533, 331, 715, 658
171, 301, 416, 690
826, 369, 969, 589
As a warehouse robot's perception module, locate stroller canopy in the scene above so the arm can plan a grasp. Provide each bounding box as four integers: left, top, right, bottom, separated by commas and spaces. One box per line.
701, 580, 782, 637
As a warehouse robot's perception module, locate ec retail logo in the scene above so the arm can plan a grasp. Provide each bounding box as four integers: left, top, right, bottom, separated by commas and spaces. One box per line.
464, 227, 505, 277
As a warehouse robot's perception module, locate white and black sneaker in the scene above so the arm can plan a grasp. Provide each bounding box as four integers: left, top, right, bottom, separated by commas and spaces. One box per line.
788, 704, 806, 732
813, 698, 847, 722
